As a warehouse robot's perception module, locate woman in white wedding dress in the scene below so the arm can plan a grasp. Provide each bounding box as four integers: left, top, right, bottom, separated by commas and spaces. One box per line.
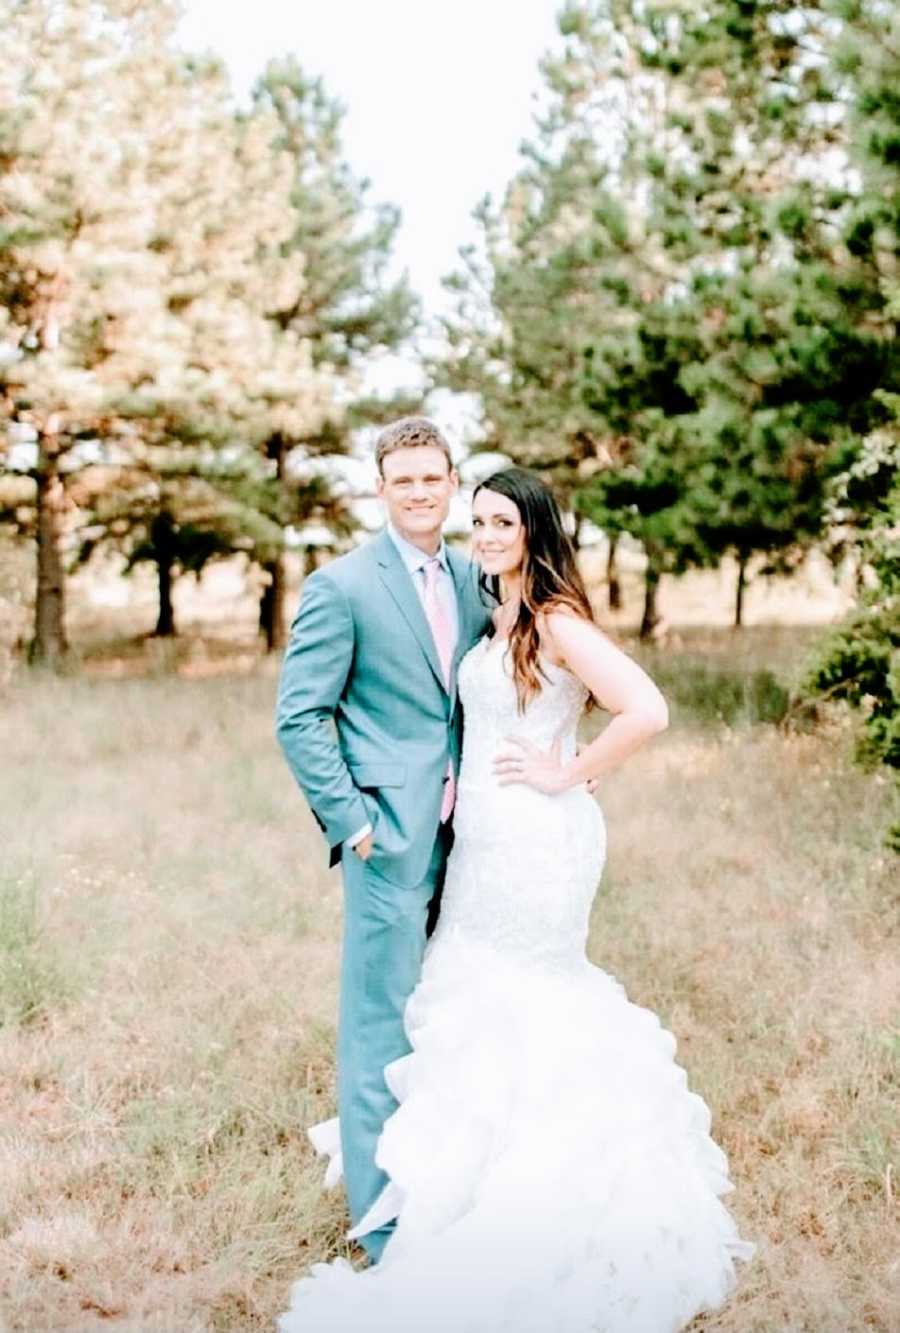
279, 468, 753, 1333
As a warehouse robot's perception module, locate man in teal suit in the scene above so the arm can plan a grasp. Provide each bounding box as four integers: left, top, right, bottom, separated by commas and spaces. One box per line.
276, 418, 492, 1262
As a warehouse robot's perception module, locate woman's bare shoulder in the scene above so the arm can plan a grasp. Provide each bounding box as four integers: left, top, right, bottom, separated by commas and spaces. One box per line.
535, 605, 602, 666
539, 606, 610, 652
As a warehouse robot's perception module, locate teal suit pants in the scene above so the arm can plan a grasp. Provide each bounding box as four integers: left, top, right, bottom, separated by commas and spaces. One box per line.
338, 827, 451, 1261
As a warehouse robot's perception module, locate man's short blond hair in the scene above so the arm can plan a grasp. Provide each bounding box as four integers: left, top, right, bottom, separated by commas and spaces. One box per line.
374, 417, 453, 475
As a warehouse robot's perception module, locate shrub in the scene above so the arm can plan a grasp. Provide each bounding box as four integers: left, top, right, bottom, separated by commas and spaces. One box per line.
805, 429, 900, 850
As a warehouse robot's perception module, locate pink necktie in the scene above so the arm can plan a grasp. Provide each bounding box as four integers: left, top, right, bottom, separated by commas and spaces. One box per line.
423, 558, 456, 822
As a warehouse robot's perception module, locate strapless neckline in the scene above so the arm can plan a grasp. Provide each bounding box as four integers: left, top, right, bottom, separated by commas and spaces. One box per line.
477, 632, 577, 682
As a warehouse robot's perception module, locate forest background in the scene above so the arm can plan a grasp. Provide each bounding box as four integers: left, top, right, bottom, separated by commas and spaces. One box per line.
1, 1, 898, 1329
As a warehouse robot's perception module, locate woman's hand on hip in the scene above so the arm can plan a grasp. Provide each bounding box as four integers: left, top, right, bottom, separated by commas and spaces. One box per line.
493, 736, 566, 794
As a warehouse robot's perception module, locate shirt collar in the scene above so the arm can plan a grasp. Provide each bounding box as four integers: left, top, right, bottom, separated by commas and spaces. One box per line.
387, 523, 450, 576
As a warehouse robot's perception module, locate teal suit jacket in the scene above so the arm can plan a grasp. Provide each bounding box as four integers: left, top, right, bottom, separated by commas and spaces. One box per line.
276, 529, 492, 888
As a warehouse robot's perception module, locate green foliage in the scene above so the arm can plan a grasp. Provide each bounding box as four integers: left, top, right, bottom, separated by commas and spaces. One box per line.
254, 57, 418, 370
437, 0, 899, 632
243, 58, 418, 577
0, 3, 418, 653
806, 431, 900, 848
802, 0, 900, 848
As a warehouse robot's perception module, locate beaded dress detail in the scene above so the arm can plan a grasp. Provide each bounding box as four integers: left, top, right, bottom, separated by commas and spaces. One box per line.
278, 636, 753, 1333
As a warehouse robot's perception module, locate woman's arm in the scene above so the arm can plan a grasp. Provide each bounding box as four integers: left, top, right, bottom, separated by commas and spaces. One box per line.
493, 611, 668, 793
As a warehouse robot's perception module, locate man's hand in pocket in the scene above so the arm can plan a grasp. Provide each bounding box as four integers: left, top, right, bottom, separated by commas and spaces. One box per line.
354, 833, 374, 861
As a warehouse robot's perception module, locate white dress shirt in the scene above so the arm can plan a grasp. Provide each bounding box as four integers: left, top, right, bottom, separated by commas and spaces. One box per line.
345, 525, 459, 851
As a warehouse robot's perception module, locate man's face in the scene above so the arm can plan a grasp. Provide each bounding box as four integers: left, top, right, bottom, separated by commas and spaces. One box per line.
376, 446, 458, 544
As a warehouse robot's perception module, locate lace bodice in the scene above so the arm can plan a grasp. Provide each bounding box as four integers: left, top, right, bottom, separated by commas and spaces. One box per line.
457, 635, 588, 784
436, 635, 605, 971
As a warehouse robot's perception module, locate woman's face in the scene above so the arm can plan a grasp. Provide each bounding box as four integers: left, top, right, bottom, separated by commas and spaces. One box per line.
471, 487, 526, 580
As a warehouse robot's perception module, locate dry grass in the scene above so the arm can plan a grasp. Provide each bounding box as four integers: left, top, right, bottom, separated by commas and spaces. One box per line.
0, 626, 897, 1331
592, 724, 899, 1331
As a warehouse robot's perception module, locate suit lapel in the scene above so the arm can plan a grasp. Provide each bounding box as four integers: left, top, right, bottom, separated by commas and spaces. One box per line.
376, 530, 447, 694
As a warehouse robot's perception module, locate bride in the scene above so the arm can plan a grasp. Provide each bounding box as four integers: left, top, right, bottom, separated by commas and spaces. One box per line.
279, 467, 753, 1333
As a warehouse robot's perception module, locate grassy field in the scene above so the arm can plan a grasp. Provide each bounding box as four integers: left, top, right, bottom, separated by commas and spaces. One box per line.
1, 622, 898, 1331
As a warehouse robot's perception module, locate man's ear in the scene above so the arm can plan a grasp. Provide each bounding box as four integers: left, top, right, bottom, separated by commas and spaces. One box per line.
449, 468, 460, 494
375, 472, 385, 499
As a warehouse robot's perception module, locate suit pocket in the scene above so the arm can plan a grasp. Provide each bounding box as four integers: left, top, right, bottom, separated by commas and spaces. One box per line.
348, 762, 407, 790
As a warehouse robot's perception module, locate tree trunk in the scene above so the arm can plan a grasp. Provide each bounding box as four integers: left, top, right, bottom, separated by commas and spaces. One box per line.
734, 552, 749, 628
639, 551, 661, 640
259, 432, 288, 652
606, 533, 622, 611
259, 564, 274, 647
853, 550, 865, 598
30, 428, 68, 667
259, 555, 287, 653
151, 511, 177, 637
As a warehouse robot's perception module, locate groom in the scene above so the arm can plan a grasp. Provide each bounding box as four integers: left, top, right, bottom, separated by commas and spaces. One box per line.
276, 417, 491, 1262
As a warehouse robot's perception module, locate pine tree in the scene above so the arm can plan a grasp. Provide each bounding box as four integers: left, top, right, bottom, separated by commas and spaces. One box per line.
655, 0, 895, 623
0, 0, 153, 664
247, 59, 418, 650
69, 36, 345, 641
0, 1, 337, 655
437, 0, 897, 632
805, 0, 899, 848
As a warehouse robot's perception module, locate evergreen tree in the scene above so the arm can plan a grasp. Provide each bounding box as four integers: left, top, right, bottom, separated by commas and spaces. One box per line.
248, 59, 418, 649
437, 0, 897, 632
659, 0, 895, 621
805, 0, 899, 848
0, 0, 156, 664
0, 1, 337, 655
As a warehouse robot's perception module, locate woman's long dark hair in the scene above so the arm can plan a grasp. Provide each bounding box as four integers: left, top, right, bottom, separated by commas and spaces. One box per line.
474, 467, 594, 711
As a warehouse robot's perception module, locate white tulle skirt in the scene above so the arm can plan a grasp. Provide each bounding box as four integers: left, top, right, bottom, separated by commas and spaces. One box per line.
278, 923, 754, 1333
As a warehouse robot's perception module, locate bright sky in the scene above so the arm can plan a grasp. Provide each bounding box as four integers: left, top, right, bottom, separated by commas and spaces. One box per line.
177, 0, 563, 316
